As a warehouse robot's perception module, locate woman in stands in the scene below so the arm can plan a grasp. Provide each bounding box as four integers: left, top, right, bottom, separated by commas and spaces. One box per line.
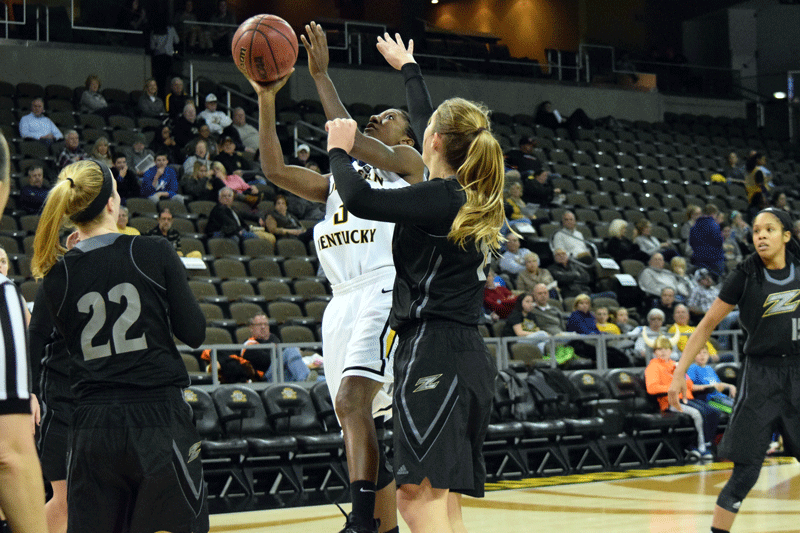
31, 160, 208, 533
325, 34, 504, 533
669, 207, 800, 533
246, 22, 426, 533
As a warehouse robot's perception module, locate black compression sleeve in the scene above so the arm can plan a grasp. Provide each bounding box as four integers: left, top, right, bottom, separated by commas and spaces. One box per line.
401, 63, 434, 146
328, 148, 461, 228
27, 285, 51, 397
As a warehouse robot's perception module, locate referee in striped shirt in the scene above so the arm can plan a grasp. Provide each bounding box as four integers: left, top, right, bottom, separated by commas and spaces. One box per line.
0, 133, 47, 533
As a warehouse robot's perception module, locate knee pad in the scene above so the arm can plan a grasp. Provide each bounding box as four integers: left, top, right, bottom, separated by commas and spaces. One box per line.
376, 442, 394, 491
716, 462, 761, 513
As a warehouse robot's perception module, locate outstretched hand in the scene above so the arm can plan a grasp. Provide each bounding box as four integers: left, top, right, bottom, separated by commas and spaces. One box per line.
325, 118, 358, 153
376, 32, 415, 71
245, 69, 294, 98
301, 21, 329, 78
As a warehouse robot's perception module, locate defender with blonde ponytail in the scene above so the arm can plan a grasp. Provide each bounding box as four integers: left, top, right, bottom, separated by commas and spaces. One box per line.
34, 159, 209, 532
324, 34, 504, 533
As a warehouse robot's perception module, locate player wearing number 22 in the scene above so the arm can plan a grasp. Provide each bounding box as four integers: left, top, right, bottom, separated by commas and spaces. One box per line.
31, 160, 209, 533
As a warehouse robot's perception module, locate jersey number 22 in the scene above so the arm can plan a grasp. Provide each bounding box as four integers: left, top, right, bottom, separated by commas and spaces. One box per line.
77, 283, 148, 361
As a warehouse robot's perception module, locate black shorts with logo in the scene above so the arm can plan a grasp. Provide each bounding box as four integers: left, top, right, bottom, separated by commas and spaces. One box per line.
67, 387, 208, 533
718, 356, 800, 465
392, 320, 496, 497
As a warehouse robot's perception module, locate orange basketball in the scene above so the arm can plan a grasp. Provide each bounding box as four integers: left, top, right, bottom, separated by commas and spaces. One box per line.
231, 14, 298, 83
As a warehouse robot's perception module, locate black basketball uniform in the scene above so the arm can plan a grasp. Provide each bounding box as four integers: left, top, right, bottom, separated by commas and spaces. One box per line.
29, 284, 73, 483
717, 260, 800, 464
329, 149, 497, 497
42, 233, 208, 533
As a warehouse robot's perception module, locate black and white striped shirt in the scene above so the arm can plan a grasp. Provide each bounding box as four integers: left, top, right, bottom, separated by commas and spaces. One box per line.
0, 274, 30, 414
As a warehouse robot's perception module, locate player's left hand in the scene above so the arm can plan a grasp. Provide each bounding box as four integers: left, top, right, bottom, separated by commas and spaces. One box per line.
30, 394, 41, 432
246, 69, 294, 97
326, 118, 358, 153
376, 32, 415, 70
301, 21, 329, 78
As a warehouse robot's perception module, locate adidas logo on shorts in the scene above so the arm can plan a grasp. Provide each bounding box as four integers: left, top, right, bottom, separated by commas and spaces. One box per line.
397, 465, 408, 476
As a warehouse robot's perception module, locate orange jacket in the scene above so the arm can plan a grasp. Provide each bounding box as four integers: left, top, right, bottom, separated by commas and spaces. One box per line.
645, 357, 694, 412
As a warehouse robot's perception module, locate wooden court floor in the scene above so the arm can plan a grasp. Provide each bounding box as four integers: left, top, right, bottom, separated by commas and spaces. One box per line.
208, 458, 799, 533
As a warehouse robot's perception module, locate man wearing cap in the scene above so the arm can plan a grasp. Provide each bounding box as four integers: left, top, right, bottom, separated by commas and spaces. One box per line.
198, 93, 232, 136
124, 133, 156, 176
214, 136, 250, 176
521, 156, 562, 206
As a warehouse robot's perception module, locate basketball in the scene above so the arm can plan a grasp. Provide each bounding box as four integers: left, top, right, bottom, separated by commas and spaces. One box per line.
231, 14, 298, 83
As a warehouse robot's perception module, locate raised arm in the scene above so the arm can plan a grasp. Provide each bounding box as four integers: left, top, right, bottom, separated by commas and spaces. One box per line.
246, 73, 329, 203
302, 22, 424, 183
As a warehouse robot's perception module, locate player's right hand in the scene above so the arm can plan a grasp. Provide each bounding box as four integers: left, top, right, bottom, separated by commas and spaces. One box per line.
325, 118, 358, 153
301, 21, 329, 78
667, 374, 686, 412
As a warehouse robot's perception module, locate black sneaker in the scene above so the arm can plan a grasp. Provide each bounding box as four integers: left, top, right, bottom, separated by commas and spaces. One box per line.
338, 513, 379, 533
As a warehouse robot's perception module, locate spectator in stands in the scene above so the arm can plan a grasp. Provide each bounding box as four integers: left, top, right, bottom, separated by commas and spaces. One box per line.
205, 187, 262, 242
146, 207, 181, 253
722, 151, 745, 183
198, 94, 232, 136
56, 130, 88, 169
215, 136, 251, 176
287, 143, 320, 169
566, 294, 599, 335
721, 222, 743, 267
173, 102, 203, 149
530, 282, 567, 335
746, 191, 769, 224
686, 346, 736, 414
774, 192, 790, 212
210, 161, 260, 207
604, 218, 649, 264
228, 107, 258, 154
505, 136, 541, 176
483, 269, 518, 320
182, 139, 212, 177
644, 332, 719, 461
19, 165, 49, 214
687, 268, 718, 321
637, 252, 681, 298
680, 204, 702, 254
150, 124, 182, 164
140, 152, 181, 202
182, 160, 224, 202
137, 78, 166, 117
516, 252, 557, 294
549, 248, 592, 297
165, 77, 189, 121
125, 133, 155, 176
503, 182, 536, 235
89, 136, 113, 167
79, 74, 127, 118
613, 307, 635, 336
594, 306, 620, 334
651, 287, 678, 325
149, 17, 179, 100
209, 0, 236, 55
176, 0, 211, 53
668, 304, 718, 363
689, 203, 725, 276
115, 0, 147, 35
521, 158, 562, 206
112, 154, 141, 203
534, 100, 594, 139
552, 211, 592, 263
499, 233, 532, 277
502, 293, 550, 351
634, 218, 678, 262
116, 206, 139, 235
669, 256, 694, 300
264, 194, 307, 241
634, 308, 673, 362
18, 98, 63, 144
188, 124, 219, 159
744, 151, 771, 204
240, 313, 321, 382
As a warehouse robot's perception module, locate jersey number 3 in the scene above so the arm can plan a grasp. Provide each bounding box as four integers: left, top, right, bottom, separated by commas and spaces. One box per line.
77, 283, 148, 361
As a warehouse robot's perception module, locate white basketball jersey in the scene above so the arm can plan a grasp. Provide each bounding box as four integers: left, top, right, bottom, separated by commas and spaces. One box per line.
314, 161, 408, 286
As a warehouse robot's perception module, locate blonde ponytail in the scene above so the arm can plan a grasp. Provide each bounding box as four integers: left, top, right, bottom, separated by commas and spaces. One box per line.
433, 98, 506, 252
32, 161, 107, 279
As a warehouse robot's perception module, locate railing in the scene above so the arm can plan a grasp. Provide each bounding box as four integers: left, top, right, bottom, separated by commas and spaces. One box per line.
188, 329, 743, 386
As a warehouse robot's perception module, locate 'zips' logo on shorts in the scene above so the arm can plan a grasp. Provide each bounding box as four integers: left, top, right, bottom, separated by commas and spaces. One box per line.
413, 374, 442, 392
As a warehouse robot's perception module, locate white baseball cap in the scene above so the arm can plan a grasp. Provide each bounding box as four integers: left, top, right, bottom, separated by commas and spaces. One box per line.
296, 144, 310, 155
205, 93, 217, 102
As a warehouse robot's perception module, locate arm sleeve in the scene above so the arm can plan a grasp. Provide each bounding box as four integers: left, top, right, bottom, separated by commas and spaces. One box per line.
328, 148, 461, 227
18, 116, 32, 139
27, 285, 53, 397
401, 63, 434, 146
